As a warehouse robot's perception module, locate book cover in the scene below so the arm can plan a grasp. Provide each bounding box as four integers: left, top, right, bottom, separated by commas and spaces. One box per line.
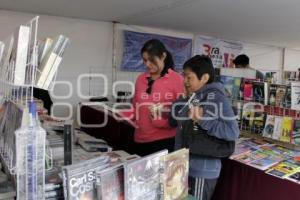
220, 75, 234, 98
252, 104, 265, 134
260, 145, 295, 158
269, 84, 278, 106
241, 103, 255, 130
291, 82, 300, 110
283, 86, 291, 108
272, 116, 283, 140
291, 119, 300, 145
275, 85, 287, 107
286, 170, 300, 184
266, 160, 300, 179
232, 77, 241, 100
161, 148, 189, 200
230, 142, 259, 159
243, 81, 253, 101
62, 156, 110, 200
38, 37, 53, 64
239, 138, 269, 148
9, 25, 30, 86
263, 115, 275, 138
234, 150, 269, 164
0, 36, 14, 81
280, 117, 293, 143
37, 35, 67, 89
96, 164, 124, 200
253, 82, 265, 104
43, 38, 68, 89
124, 150, 168, 200
249, 154, 283, 171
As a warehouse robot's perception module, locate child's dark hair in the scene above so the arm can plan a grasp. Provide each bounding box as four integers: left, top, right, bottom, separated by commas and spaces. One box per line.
183, 55, 215, 83
141, 39, 174, 77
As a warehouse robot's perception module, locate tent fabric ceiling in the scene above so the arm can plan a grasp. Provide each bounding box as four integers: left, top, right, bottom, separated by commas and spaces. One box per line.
0, 0, 299, 47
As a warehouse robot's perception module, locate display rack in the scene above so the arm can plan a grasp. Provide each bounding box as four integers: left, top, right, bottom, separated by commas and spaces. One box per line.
219, 69, 300, 151
0, 16, 69, 200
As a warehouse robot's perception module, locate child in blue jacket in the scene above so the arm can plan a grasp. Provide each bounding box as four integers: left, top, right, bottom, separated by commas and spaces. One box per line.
170, 55, 240, 200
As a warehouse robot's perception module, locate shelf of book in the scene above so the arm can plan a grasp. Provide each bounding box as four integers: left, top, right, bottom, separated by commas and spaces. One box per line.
240, 130, 300, 151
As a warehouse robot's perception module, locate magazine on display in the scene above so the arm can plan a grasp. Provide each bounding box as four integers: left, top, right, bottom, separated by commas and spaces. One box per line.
96, 163, 125, 200
124, 150, 168, 200
161, 148, 189, 200
62, 156, 110, 200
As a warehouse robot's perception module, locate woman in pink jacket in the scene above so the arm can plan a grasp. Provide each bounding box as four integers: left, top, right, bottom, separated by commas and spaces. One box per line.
133, 39, 184, 156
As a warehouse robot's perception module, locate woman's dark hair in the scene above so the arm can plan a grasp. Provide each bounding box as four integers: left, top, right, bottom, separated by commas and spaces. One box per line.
183, 55, 215, 84
141, 39, 174, 77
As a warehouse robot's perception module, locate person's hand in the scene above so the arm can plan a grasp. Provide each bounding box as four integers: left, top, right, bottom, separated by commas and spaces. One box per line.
149, 103, 164, 120
188, 106, 204, 123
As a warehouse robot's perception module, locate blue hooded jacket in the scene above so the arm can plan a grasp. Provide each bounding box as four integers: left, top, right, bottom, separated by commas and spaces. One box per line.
171, 82, 240, 178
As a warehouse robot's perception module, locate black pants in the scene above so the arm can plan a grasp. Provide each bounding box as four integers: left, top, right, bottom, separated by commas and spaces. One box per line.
134, 137, 175, 156
189, 177, 218, 200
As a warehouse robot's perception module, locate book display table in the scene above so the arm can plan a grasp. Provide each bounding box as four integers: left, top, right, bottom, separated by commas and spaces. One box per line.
213, 159, 300, 200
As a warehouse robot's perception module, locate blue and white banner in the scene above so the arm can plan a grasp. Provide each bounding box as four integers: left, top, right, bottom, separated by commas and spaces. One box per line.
121, 31, 192, 72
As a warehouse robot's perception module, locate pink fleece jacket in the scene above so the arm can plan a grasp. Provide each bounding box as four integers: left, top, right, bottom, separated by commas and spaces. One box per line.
132, 69, 184, 143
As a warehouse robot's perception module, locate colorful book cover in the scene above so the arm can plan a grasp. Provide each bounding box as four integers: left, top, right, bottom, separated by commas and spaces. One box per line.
286, 170, 300, 184
291, 82, 300, 110
253, 82, 265, 104
220, 75, 234, 98
124, 150, 168, 200
269, 84, 278, 106
243, 81, 253, 101
242, 138, 269, 147
230, 142, 259, 159
241, 103, 255, 130
263, 115, 275, 138
252, 104, 265, 134
272, 116, 283, 140
234, 150, 269, 164
280, 117, 293, 143
232, 77, 242, 100
266, 160, 300, 179
62, 156, 110, 200
291, 120, 300, 145
96, 164, 124, 200
161, 148, 189, 200
260, 145, 295, 158
275, 85, 287, 107
283, 86, 291, 108
249, 154, 283, 171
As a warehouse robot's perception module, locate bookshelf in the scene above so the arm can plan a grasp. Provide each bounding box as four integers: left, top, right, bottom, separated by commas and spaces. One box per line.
218, 69, 300, 151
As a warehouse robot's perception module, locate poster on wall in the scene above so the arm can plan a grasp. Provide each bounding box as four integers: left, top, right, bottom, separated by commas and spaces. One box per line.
194, 35, 243, 68
121, 30, 192, 72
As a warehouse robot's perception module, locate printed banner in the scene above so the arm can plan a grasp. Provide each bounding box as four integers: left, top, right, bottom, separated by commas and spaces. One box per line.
121, 31, 192, 71
194, 35, 243, 68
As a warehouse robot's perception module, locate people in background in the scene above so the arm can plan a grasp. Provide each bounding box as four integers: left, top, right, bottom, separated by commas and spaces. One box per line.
233, 54, 265, 80
132, 39, 184, 156
170, 55, 239, 200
